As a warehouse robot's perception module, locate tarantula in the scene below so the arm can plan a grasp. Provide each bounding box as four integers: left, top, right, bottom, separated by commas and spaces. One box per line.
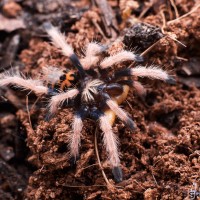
0, 23, 174, 182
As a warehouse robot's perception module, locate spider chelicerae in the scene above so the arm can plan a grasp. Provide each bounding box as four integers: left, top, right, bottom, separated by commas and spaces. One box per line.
0, 23, 174, 182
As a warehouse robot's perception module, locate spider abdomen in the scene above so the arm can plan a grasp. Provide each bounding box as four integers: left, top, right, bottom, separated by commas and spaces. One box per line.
103, 84, 130, 126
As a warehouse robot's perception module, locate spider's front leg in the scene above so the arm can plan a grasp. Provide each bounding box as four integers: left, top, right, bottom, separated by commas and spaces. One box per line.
44, 22, 86, 78
0, 73, 49, 96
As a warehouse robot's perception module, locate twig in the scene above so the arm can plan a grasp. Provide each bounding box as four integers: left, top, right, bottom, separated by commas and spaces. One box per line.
0, 35, 20, 72
39, 165, 45, 172
30, 96, 40, 110
167, 3, 200, 25
81, 163, 98, 171
141, 36, 167, 57
138, 1, 153, 19
91, 19, 107, 40
169, 0, 179, 18
126, 100, 134, 112
151, 172, 159, 187
26, 94, 33, 130
128, 36, 167, 68
167, 35, 186, 47
175, 56, 188, 61
160, 8, 167, 34
133, 180, 146, 190
93, 0, 119, 38
94, 126, 114, 189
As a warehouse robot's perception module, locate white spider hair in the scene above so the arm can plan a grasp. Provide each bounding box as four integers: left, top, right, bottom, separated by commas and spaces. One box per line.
69, 114, 83, 159
82, 79, 104, 102
130, 66, 170, 81
48, 88, 79, 115
42, 66, 63, 84
81, 42, 107, 70
44, 23, 74, 57
106, 99, 134, 129
99, 115, 120, 167
100, 50, 140, 69
85, 42, 107, 56
81, 56, 100, 70
0, 72, 48, 95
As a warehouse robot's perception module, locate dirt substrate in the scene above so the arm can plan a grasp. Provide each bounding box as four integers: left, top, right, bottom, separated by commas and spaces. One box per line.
0, 0, 200, 199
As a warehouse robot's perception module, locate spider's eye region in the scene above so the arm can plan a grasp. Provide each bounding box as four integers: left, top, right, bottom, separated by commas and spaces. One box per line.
58, 71, 78, 88
59, 75, 66, 81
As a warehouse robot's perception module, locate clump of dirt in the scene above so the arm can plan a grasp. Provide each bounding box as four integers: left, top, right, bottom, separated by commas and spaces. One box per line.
0, 0, 200, 200
123, 23, 164, 52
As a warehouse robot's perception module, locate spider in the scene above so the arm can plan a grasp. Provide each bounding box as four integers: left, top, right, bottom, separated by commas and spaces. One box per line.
0, 23, 175, 182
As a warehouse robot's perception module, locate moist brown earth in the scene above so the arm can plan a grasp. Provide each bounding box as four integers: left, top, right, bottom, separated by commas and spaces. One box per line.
0, 0, 199, 199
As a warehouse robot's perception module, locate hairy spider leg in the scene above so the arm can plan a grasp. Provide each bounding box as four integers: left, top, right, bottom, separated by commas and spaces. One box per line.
0, 73, 48, 96
44, 22, 86, 78
99, 114, 122, 182
100, 50, 143, 69
114, 67, 176, 84
113, 66, 175, 102
46, 89, 79, 121
71, 85, 126, 182
81, 42, 107, 70
80, 104, 123, 183
69, 105, 109, 164
100, 83, 131, 182
69, 111, 86, 162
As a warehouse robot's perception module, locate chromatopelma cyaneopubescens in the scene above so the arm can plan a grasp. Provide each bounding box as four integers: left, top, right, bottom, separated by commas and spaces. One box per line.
0, 23, 175, 182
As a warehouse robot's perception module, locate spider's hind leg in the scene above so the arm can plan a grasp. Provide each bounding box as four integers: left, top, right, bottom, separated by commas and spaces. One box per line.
95, 109, 123, 182
69, 106, 88, 165
99, 113, 123, 182
88, 108, 123, 182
